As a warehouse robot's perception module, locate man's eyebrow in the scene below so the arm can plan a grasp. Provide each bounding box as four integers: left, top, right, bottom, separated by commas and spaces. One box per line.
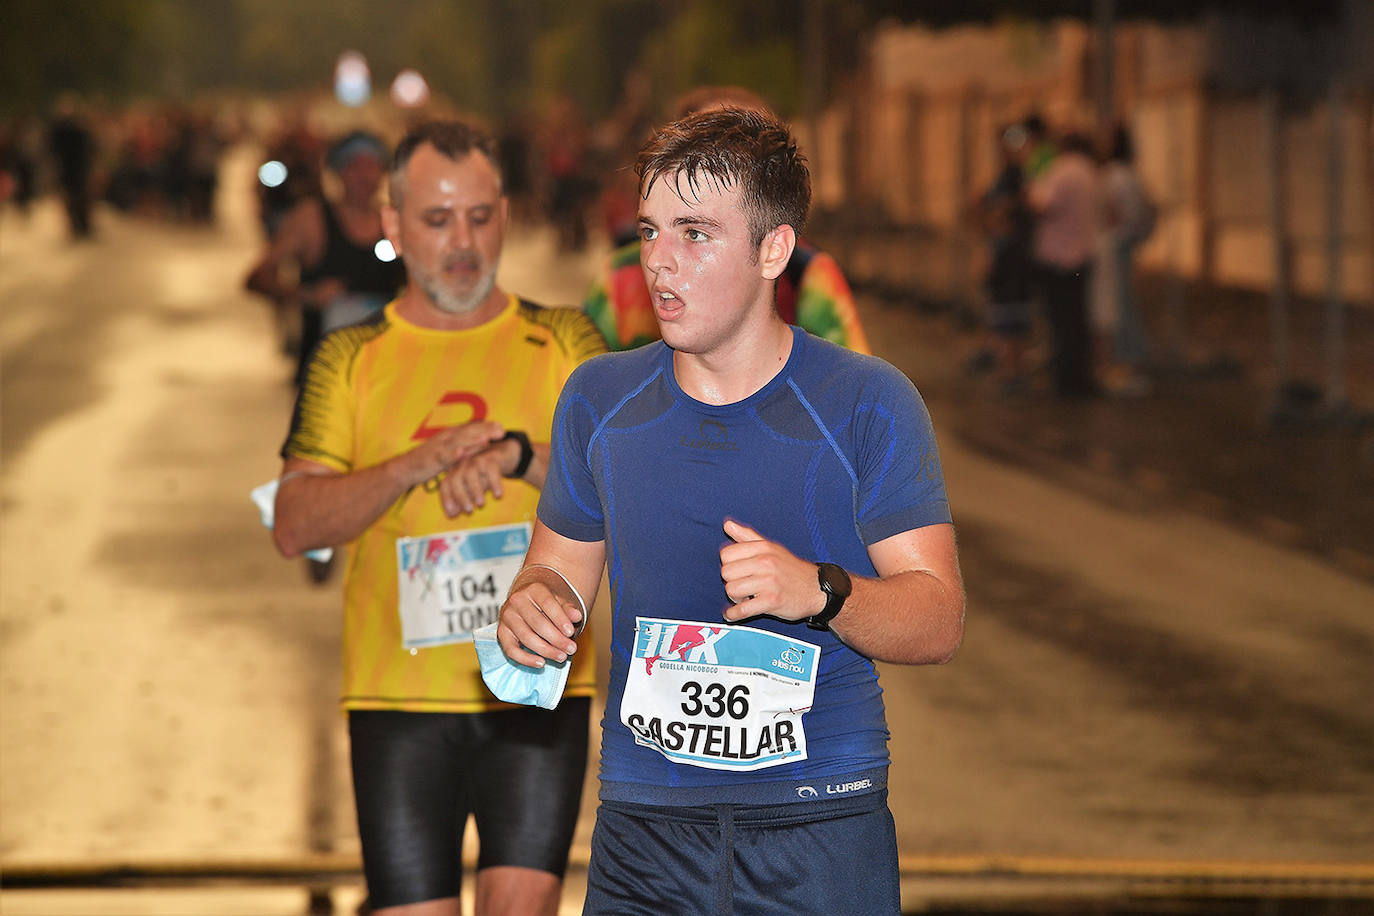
420, 203, 493, 216
671, 214, 724, 231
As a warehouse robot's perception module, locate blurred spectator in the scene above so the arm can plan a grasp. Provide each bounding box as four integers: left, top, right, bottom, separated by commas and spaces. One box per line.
1030, 128, 1098, 398
582, 86, 870, 354
113, 111, 171, 217
256, 114, 324, 239
162, 109, 194, 220
498, 111, 537, 223
541, 96, 594, 251
184, 111, 224, 223
0, 119, 39, 215
244, 130, 405, 389
1091, 122, 1156, 397
1023, 112, 1056, 180
972, 122, 1037, 395
98, 105, 224, 223
589, 69, 654, 248
47, 97, 97, 239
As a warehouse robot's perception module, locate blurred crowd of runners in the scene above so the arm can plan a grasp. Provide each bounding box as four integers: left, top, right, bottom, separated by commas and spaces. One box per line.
0, 81, 657, 253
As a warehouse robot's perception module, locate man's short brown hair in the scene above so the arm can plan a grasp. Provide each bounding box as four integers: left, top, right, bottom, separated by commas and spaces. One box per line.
635, 106, 810, 253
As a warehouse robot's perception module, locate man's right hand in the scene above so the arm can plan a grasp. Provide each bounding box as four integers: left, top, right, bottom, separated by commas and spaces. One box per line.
498, 578, 583, 669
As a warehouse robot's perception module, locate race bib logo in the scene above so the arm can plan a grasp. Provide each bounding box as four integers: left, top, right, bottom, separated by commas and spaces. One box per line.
636, 621, 729, 674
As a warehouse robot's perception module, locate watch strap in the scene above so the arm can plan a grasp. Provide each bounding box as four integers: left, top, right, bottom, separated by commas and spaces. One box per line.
807, 563, 849, 631
501, 430, 534, 479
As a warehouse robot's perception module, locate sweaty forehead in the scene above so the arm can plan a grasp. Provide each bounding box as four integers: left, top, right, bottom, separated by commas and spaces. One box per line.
404, 145, 501, 203
641, 167, 738, 216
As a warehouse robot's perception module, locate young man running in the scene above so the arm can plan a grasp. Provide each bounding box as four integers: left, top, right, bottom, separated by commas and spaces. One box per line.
497, 106, 964, 913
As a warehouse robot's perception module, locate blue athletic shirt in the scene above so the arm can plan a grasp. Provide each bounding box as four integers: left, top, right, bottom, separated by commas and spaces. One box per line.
538, 325, 951, 807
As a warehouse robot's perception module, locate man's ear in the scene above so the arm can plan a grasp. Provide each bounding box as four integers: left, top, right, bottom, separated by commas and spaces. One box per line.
381, 205, 402, 258
758, 224, 796, 281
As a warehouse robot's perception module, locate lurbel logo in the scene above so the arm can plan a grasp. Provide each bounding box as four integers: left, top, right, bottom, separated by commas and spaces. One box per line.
681, 420, 739, 452
796, 786, 819, 799
826, 778, 873, 796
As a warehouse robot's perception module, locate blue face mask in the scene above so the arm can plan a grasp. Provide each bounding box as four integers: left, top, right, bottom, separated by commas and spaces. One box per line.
472, 622, 571, 710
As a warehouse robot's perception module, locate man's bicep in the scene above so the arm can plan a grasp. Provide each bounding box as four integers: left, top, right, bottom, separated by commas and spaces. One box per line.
280, 455, 342, 479
527, 520, 605, 611
282, 331, 359, 470
867, 523, 960, 587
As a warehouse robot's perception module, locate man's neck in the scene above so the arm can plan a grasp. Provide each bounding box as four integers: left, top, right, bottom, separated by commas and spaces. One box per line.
673, 314, 794, 406
394, 286, 509, 331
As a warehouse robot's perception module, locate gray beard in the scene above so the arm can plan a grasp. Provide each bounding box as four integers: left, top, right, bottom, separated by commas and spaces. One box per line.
420, 265, 498, 315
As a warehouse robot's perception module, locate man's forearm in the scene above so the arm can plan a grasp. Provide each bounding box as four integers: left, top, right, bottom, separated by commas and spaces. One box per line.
272, 462, 413, 557
273, 421, 507, 555
829, 569, 965, 666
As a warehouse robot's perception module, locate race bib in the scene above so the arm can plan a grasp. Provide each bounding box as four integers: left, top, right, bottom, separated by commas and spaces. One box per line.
621, 617, 820, 771
395, 522, 531, 649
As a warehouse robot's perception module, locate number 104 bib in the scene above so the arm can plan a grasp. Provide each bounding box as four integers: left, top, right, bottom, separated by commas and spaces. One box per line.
395, 522, 531, 650
622, 617, 820, 771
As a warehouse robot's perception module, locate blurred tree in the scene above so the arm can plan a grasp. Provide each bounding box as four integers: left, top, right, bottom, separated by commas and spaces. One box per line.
1, 0, 1341, 119
0, 0, 158, 113
126, 0, 240, 100
647, 0, 802, 114
234, 0, 381, 94
527, 0, 663, 117
392, 0, 497, 115
863, 0, 1339, 22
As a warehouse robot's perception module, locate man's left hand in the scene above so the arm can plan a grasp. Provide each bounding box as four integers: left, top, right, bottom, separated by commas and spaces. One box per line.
435, 436, 521, 516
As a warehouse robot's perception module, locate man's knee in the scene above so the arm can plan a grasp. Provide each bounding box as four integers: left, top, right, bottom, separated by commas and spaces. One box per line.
474, 865, 562, 916
370, 894, 461, 916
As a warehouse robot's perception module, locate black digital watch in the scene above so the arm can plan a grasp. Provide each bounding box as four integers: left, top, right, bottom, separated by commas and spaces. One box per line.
807, 562, 851, 631
501, 430, 534, 479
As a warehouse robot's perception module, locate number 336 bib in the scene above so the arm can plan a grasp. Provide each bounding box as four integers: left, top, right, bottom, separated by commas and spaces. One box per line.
621, 617, 820, 771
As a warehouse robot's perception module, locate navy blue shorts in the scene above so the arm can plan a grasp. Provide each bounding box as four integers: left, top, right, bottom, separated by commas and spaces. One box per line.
583, 790, 899, 915
348, 699, 590, 908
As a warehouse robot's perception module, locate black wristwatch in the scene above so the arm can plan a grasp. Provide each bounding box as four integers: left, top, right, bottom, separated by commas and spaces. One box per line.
807, 563, 851, 631
501, 430, 534, 479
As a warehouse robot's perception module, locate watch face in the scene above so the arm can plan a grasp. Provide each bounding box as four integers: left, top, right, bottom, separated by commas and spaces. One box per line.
818, 563, 852, 598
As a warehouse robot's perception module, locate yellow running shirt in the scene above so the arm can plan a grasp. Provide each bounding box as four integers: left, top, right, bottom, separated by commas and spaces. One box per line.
283, 295, 607, 712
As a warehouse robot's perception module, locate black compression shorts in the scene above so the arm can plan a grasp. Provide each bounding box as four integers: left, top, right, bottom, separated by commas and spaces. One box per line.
348, 698, 591, 909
